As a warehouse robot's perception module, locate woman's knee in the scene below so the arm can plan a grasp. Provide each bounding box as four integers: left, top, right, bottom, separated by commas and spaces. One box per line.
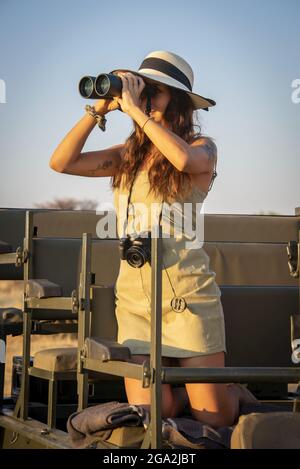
124, 377, 176, 418
187, 383, 239, 427
191, 405, 236, 428
184, 379, 239, 426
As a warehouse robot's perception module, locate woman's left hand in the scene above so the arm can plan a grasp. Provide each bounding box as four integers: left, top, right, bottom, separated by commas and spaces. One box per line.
114, 72, 145, 116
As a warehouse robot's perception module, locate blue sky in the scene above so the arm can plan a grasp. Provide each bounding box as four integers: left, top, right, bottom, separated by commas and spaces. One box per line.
0, 0, 299, 214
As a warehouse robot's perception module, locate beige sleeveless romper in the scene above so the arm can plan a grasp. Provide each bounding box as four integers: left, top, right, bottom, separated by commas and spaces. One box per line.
113, 170, 226, 357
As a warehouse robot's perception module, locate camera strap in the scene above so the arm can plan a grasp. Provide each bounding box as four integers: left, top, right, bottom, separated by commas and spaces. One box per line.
124, 162, 187, 313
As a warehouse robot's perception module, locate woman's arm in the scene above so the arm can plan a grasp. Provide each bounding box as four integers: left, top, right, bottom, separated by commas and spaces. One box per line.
130, 106, 208, 172
55, 143, 124, 177
115, 72, 215, 174
49, 99, 122, 177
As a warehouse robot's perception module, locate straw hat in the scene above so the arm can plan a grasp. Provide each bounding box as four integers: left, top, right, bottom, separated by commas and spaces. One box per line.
110, 50, 216, 111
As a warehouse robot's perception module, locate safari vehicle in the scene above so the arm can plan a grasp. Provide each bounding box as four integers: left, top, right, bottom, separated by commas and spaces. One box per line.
0, 206, 300, 449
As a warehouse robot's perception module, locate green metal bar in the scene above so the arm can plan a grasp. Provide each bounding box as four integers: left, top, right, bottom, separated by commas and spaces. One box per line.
298, 228, 300, 328
26, 297, 74, 310
31, 322, 78, 334
0, 413, 73, 449
149, 226, 163, 449
77, 233, 91, 412
293, 228, 300, 411
162, 366, 300, 384
83, 358, 146, 380
19, 211, 33, 421
29, 367, 76, 381
0, 336, 6, 409
19, 307, 32, 421
13, 395, 21, 418
141, 426, 152, 449
293, 397, 300, 412
47, 379, 57, 428
0, 252, 17, 264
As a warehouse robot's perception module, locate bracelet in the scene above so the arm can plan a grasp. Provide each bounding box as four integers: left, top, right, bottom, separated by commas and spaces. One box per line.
141, 117, 153, 131
85, 104, 107, 131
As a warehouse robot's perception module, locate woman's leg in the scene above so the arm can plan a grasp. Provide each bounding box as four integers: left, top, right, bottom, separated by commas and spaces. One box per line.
178, 352, 240, 428
124, 355, 187, 418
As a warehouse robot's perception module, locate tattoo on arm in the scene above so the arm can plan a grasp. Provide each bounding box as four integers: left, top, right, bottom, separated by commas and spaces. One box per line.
88, 159, 113, 175
202, 139, 217, 163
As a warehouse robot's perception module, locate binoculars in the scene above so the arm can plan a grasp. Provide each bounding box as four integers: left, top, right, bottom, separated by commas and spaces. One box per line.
78, 73, 159, 100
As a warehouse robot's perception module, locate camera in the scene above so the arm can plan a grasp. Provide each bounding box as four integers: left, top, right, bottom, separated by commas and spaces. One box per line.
119, 232, 152, 268
78, 73, 159, 100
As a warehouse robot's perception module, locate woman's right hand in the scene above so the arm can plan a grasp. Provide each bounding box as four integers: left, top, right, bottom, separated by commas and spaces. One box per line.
93, 97, 120, 115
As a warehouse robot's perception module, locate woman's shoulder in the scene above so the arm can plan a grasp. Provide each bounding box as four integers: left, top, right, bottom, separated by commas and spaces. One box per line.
189, 134, 217, 146
189, 135, 218, 160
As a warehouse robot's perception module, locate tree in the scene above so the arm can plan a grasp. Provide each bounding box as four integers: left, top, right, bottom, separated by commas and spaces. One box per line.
34, 197, 98, 210
256, 210, 281, 215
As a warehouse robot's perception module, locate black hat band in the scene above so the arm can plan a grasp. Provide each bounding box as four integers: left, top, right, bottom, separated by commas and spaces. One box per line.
138, 57, 192, 92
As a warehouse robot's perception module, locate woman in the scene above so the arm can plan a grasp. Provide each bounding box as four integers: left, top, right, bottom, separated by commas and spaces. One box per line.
49, 50, 256, 428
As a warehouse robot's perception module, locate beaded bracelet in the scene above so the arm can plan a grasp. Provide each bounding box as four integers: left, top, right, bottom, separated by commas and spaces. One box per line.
85, 104, 107, 131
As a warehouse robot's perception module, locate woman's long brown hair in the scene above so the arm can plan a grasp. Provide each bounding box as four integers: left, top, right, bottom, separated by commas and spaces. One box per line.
110, 86, 209, 204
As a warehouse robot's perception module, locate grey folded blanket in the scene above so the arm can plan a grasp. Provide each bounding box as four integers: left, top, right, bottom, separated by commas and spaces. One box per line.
67, 401, 149, 449
67, 400, 286, 449
67, 401, 233, 449
162, 417, 233, 449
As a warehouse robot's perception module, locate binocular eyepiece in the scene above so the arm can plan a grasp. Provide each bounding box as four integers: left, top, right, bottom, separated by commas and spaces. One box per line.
78, 73, 159, 100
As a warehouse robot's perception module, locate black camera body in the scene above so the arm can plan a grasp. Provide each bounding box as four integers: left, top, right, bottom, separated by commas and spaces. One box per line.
119, 232, 152, 268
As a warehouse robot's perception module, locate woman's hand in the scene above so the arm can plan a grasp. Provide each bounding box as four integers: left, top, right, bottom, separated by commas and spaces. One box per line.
114, 72, 146, 117
93, 97, 120, 115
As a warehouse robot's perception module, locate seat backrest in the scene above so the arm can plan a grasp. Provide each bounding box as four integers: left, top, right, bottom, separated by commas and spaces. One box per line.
0, 209, 27, 280
203, 213, 299, 368
28, 209, 118, 322
203, 213, 299, 243
31, 237, 83, 320
83, 213, 300, 370
76, 239, 120, 339
0, 209, 27, 250
0, 208, 110, 280
32, 210, 105, 238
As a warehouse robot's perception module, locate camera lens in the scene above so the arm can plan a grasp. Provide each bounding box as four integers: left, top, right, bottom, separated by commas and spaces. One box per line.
127, 246, 147, 268
126, 244, 151, 268
78, 76, 96, 98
